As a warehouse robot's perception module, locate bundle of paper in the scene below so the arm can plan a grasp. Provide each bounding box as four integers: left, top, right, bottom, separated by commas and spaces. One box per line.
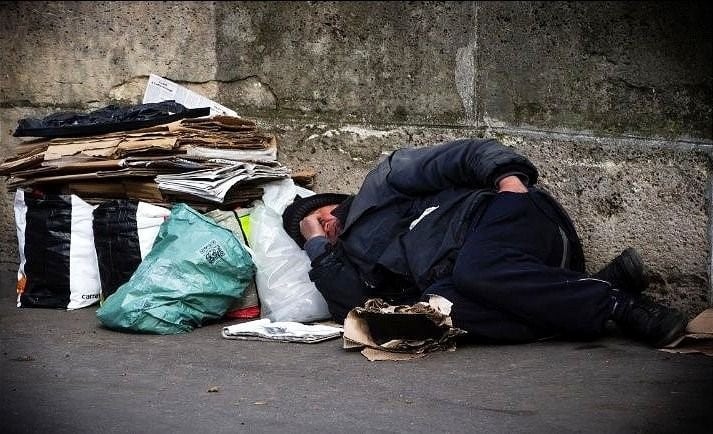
5, 156, 208, 188
156, 161, 290, 204
2, 114, 277, 169
2, 84, 318, 209
222, 318, 343, 343
171, 117, 277, 152
0, 111, 301, 208
0, 144, 47, 176
183, 142, 277, 162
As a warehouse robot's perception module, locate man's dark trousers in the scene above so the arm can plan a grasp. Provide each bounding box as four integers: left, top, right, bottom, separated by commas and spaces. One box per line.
430, 191, 614, 342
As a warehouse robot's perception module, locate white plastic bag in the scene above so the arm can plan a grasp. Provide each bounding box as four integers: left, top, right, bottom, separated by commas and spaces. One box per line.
247, 179, 331, 322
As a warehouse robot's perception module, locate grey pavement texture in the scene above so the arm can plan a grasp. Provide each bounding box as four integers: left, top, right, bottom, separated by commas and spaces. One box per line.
1, 283, 711, 434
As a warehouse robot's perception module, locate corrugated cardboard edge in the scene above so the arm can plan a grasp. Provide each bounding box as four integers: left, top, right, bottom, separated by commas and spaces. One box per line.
342, 295, 463, 361
660, 308, 713, 356
361, 347, 427, 361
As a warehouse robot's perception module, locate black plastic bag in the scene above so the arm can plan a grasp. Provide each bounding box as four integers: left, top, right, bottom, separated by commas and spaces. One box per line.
13, 101, 209, 138
92, 200, 170, 302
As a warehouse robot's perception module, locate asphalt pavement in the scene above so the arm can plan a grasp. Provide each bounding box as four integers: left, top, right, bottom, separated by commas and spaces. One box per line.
1, 274, 711, 434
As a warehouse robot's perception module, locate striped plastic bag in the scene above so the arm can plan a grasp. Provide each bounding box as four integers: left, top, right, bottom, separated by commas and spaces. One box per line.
14, 190, 101, 310
92, 200, 170, 302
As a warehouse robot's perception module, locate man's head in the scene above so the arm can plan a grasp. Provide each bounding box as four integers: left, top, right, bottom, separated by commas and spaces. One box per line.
282, 193, 351, 247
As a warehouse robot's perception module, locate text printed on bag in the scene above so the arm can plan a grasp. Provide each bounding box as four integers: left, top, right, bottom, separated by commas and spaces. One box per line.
199, 239, 226, 265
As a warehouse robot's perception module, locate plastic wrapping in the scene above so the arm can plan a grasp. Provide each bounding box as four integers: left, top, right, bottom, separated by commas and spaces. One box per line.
204, 208, 260, 319
96, 204, 254, 334
247, 179, 331, 322
13, 101, 209, 138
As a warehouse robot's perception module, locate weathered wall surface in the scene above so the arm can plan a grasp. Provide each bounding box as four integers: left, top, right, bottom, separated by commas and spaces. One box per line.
477, 2, 713, 138
1, 1, 712, 315
266, 121, 711, 316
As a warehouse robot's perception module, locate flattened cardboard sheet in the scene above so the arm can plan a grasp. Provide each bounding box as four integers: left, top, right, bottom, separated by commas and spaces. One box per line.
661, 308, 713, 356
343, 295, 466, 361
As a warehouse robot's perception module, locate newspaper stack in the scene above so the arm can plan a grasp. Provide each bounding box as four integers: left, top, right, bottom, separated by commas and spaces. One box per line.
156, 161, 290, 204
1, 75, 316, 209
0, 116, 306, 209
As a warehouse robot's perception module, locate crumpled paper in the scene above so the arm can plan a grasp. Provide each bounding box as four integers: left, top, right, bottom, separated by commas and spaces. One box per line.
343, 295, 467, 361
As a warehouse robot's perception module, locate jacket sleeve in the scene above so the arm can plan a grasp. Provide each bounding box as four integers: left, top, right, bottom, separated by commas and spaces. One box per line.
308, 245, 373, 324
386, 138, 538, 195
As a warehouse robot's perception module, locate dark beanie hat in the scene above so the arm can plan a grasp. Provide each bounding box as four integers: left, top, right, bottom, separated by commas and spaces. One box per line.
282, 193, 351, 247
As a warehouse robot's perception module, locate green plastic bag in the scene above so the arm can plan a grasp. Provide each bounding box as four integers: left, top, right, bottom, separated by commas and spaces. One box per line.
96, 204, 255, 334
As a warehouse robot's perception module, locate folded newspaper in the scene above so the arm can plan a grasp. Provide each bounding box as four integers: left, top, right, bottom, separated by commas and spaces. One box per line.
222, 318, 343, 343
156, 161, 289, 203
143, 74, 238, 117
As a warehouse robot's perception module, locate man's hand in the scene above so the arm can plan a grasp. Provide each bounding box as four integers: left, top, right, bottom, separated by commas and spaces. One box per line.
299, 213, 326, 241
497, 175, 528, 193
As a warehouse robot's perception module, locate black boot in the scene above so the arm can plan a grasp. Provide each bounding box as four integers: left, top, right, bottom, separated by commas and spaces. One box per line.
610, 291, 687, 347
594, 248, 649, 294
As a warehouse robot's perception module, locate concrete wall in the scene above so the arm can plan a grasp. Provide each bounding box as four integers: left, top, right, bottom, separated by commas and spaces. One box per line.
1, 1, 712, 315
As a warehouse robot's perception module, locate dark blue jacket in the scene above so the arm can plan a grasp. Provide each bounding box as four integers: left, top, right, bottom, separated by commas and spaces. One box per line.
307, 138, 584, 322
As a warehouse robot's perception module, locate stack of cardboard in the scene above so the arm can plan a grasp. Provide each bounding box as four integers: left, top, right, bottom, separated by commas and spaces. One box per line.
4, 80, 317, 322
1, 115, 313, 210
